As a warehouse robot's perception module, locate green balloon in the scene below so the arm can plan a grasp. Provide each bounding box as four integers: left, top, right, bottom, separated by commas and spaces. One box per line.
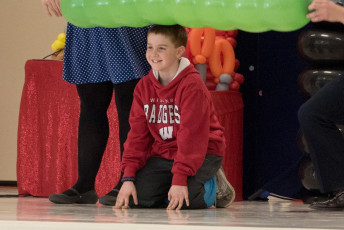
61, 0, 312, 32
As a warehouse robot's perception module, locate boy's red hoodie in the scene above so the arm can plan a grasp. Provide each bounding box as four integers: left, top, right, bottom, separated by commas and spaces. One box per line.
122, 58, 226, 186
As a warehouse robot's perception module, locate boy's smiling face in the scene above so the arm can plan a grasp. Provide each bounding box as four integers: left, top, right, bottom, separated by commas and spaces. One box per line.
146, 33, 184, 78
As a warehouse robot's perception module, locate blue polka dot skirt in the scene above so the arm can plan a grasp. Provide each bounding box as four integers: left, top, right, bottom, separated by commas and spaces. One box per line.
63, 23, 151, 84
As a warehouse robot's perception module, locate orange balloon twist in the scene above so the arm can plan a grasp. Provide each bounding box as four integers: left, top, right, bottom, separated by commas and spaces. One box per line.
209, 39, 235, 83
189, 27, 216, 64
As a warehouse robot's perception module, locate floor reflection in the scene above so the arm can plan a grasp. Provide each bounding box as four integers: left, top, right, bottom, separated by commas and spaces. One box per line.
0, 187, 344, 229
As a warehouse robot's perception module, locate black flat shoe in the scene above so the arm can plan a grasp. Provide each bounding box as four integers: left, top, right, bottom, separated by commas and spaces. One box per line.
77, 190, 99, 204
310, 190, 344, 210
99, 189, 119, 206
49, 188, 98, 204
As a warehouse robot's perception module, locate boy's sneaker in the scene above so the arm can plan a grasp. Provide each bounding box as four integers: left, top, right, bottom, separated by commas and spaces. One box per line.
215, 167, 235, 208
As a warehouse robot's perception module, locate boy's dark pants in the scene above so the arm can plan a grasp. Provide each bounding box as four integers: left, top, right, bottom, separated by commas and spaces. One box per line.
298, 76, 344, 193
131, 154, 222, 209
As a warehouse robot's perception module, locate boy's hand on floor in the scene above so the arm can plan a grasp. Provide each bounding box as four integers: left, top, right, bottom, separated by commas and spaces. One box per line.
113, 181, 138, 209
167, 185, 189, 210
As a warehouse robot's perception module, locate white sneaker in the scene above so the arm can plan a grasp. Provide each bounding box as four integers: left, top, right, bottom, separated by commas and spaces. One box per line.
215, 167, 236, 208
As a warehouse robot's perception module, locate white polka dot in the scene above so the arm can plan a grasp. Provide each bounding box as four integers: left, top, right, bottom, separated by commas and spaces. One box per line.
63, 24, 151, 85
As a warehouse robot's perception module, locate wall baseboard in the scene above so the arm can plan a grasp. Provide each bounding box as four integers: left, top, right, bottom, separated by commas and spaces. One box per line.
0, 181, 17, 186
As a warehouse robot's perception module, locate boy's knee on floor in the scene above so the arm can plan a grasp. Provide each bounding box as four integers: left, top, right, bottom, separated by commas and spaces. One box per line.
187, 177, 216, 209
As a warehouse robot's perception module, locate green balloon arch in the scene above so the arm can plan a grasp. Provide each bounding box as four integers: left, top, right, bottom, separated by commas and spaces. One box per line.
61, 0, 312, 32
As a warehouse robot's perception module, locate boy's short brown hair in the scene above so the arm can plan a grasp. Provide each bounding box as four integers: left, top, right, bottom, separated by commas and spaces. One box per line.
148, 25, 188, 48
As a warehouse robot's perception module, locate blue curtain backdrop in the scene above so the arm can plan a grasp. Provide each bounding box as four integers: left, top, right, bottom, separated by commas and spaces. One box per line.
236, 25, 313, 199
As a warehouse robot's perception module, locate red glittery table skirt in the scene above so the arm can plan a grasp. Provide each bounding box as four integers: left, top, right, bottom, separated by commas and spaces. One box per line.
17, 60, 243, 200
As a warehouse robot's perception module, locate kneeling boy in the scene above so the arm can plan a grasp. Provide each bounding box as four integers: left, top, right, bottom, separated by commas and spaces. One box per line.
115, 25, 235, 209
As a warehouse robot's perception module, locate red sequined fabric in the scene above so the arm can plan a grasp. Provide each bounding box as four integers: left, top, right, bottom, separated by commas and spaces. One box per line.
211, 90, 244, 201
17, 60, 243, 200
17, 60, 121, 197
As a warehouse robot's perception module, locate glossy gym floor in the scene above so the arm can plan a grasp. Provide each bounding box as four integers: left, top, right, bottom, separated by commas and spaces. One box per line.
1, 186, 344, 230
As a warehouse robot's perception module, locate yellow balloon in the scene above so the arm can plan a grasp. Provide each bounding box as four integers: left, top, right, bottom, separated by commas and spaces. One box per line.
57, 33, 66, 43
51, 40, 65, 51
51, 42, 57, 52
55, 40, 65, 50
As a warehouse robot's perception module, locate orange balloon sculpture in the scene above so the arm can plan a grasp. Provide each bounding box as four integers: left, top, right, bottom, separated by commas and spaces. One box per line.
208, 39, 235, 83
189, 28, 216, 64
